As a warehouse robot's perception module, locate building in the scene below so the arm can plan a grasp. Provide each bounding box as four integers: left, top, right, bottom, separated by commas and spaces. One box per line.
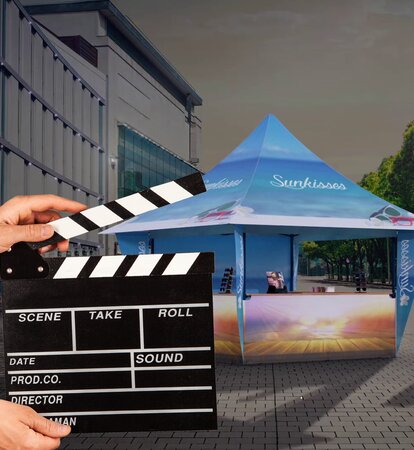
1, 0, 203, 254
0, 0, 105, 254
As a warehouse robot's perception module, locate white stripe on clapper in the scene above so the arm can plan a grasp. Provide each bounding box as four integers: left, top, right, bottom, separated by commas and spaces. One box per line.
53, 257, 90, 279
116, 192, 158, 216
89, 255, 126, 278
163, 253, 200, 276
50, 217, 88, 240
80, 205, 122, 228
151, 181, 192, 204
126, 254, 163, 277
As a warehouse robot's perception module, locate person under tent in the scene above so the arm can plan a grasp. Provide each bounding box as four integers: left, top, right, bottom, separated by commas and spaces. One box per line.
266, 271, 288, 294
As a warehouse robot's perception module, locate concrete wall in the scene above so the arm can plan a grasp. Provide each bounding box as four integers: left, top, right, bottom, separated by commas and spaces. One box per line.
40, 28, 106, 101
104, 36, 193, 200
32, 10, 201, 201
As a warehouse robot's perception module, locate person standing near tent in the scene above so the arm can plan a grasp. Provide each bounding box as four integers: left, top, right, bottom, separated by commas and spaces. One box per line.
0, 194, 85, 449
353, 267, 367, 292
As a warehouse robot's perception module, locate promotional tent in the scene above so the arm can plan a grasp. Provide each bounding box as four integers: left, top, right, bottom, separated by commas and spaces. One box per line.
106, 115, 414, 358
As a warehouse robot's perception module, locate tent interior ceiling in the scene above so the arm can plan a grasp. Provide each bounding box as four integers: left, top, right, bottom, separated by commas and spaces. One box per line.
145, 224, 399, 242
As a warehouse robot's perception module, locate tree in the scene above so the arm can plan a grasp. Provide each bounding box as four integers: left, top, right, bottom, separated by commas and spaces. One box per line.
302, 120, 414, 283
302, 240, 356, 281
360, 156, 397, 204
388, 121, 414, 212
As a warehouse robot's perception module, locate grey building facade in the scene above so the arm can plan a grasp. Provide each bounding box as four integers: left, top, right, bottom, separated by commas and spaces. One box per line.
23, 0, 203, 204
0, 0, 104, 254
1, 0, 203, 254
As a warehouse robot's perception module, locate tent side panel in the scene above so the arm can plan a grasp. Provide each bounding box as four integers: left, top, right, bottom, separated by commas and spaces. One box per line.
117, 232, 152, 254
396, 232, 414, 350
145, 234, 236, 292
292, 236, 300, 291
213, 294, 242, 363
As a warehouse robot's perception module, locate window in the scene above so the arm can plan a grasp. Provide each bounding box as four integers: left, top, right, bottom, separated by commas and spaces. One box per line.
118, 125, 199, 197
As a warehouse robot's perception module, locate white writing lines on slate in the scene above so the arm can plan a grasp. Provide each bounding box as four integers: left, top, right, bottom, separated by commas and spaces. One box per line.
10, 386, 213, 395
139, 309, 144, 350
70, 311, 76, 351
7, 347, 211, 356
41, 409, 214, 417
8, 365, 212, 375
5, 303, 209, 314
130, 352, 136, 389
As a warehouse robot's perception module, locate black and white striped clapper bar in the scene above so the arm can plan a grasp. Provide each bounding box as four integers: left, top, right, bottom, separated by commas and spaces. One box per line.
0, 173, 217, 432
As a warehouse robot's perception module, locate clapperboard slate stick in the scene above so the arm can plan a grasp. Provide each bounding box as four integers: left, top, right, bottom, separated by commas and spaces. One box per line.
29, 172, 206, 250
0, 173, 218, 432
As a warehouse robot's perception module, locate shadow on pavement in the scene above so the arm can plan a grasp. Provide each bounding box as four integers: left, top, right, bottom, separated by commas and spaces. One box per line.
273, 357, 391, 449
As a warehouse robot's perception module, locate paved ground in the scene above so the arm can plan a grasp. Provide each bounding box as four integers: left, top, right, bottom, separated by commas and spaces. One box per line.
296, 275, 392, 294
2, 281, 414, 449
54, 334, 414, 450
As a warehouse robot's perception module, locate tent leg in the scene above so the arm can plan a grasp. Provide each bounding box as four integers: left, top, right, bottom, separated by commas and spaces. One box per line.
391, 237, 397, 299
234, 227, 246, 361
290, 235, 294, 292
289, 234, 299, 292
395, 232, 414, 352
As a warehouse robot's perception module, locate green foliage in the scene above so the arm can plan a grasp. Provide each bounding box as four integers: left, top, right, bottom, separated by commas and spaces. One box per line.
302, 238, 389, 282
388, 121, 414, 211
360, 156, 397, 205
303, 120, 414, 282
359, 120, 414, 212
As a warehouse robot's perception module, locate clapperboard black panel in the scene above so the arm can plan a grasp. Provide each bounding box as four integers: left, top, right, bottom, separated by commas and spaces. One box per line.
0, 173, 218, 432
2, 252, 216, 432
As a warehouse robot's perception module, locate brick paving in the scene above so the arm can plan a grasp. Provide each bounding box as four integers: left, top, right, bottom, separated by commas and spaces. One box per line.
2, 314, 414, 449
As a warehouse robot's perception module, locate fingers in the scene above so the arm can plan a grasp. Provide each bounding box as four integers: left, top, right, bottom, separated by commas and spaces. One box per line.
3, 195, 86, 216
28, 414, 71, 438
33, 210, 62, 224
35, 211, 70, 253
0, 224, 54, 252
57, 240, 70, 253
38, 240, 70, 254
38, 244, 56, 254
0, 402, 71, 450
0, 195, 86, 253
24, 429, 62, 450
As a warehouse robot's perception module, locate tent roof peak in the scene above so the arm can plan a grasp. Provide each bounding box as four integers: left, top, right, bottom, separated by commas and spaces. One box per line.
105, 114, 414, 237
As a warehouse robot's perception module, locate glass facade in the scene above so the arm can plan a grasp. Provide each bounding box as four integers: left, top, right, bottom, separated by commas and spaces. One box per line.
118, 125, 199, 197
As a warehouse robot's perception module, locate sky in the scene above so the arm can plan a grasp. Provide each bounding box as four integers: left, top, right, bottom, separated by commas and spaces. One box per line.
115, 0, 414, 181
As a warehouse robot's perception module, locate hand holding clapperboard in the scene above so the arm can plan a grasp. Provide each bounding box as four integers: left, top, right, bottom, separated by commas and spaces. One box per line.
0, 173, 217, 432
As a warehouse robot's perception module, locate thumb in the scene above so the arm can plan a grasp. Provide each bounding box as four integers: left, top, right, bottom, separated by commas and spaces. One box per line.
29, 414, 71, 438
9, 224, 54, 245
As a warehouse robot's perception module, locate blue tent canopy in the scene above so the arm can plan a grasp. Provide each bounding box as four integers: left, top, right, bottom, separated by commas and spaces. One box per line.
106, 114, 414, 241
105, 114, 414, 352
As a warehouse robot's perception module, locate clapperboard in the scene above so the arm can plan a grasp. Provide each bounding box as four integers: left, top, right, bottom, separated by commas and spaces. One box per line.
0, 173, 217, 432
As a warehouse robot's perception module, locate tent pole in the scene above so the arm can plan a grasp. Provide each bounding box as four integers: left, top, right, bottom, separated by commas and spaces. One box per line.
290, 235, 294, 292
234, 226, 246, 360
391, 236, 397, 299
